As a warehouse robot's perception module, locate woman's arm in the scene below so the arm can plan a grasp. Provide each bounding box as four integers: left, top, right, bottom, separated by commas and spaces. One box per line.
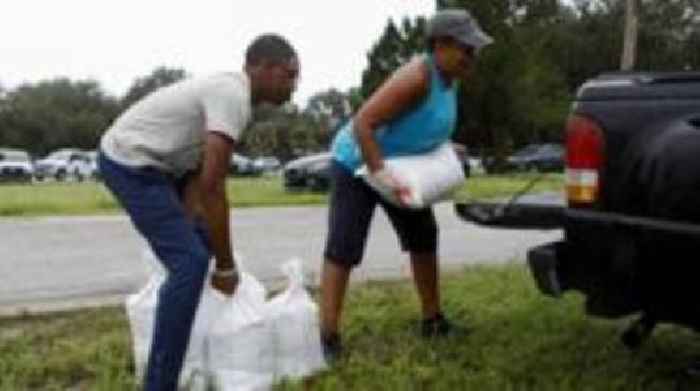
354, 56, 430, 173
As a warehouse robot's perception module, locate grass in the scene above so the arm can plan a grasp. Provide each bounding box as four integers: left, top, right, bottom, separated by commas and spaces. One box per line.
0, 173, 563, 217
454, 172, 564, 202
0, 176, 327, 217
2, 264, 699, 390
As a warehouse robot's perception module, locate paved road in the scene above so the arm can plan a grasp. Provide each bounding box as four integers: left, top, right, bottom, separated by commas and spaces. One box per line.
0, 202, 561, 315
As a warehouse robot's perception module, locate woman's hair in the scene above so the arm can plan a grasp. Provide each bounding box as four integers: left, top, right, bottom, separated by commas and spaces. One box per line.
245, 34, 297, 66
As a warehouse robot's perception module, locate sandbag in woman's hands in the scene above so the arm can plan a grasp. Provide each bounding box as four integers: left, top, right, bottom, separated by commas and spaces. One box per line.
368, 167, 412, 207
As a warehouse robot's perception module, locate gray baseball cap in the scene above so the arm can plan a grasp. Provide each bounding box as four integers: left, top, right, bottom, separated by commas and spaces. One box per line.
427, 9, 494, 52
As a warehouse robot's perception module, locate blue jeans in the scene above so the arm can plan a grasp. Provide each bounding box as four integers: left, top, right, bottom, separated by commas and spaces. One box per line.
98, 152, 210, 391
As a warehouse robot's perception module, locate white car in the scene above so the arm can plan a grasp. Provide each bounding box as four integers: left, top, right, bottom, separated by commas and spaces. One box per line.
85, 150, 100, 179
0, 148, 34, 183
452, 143, 485, 177
34, 148, 93, 181
466, 155, 485, 175
229, 153, 262, 176
252, 156, 281, 173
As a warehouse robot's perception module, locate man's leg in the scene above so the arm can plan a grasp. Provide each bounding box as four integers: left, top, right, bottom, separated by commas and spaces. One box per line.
99, 153, 210, 390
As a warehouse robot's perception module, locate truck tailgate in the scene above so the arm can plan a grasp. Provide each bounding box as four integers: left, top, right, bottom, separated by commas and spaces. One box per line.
455, 192, 565, 229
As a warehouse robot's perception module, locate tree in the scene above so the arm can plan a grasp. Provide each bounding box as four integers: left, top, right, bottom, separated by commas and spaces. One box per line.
438, 0, 571, 152
121, 66, 188, 109
635, 0, 700, 71
621, 0, 639, 70
0, 79, 120, 155
241, 104, 327, 161
360, 17, 427, 99
305, 88, 352, 138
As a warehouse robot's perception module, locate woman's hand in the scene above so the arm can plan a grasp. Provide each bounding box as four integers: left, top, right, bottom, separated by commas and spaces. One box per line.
370, 167, 412, 207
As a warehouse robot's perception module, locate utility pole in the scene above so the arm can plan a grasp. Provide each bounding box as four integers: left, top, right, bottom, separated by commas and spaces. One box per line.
620, 0, 639, 70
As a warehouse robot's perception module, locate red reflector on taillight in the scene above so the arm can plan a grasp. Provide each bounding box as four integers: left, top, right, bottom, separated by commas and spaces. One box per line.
567, 115, 603, 169
565, 115, 604, 206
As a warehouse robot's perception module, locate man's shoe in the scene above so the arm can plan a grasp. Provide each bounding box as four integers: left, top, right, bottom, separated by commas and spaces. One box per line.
321, 333, 343, 365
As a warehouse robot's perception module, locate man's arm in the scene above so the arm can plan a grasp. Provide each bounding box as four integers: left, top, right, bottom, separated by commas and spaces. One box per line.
199, 131, 237, 294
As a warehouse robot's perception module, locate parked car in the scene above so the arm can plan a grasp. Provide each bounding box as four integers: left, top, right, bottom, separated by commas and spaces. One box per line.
0, 148, 33, 183
506, 143, 564, 172
452, 143, 485, 177
34, 148, 92, 181
229, 153, 262, 177
466, 155, 485, 176
252, 156, 281, 173
283, 152, 332, 192
456, 71, 700, 359
85, 150, 100, 180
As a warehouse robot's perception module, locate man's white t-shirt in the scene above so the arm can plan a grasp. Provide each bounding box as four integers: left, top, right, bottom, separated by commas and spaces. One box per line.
101, 72, 251, 177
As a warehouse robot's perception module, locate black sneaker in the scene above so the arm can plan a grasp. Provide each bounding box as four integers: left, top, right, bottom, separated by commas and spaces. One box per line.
321, 333, 343, 365
421, 312, 465, 338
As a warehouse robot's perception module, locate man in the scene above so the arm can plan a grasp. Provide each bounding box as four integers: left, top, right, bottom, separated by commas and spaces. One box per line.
98, 34, 299, 390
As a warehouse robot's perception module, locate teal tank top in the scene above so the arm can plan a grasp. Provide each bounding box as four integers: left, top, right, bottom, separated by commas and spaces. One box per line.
332, 54, 457, 171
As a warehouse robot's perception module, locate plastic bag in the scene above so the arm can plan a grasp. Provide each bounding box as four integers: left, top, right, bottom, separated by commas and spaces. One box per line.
265, 258, 326, 379
125, 271, 163, 382
125, 248, 222, 389
208, 260, 276, 391
129, 252, 327, 390
356, 142, 466, 209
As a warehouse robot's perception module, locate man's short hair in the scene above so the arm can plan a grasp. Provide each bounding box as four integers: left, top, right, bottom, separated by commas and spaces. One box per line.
245, 34, 297, 66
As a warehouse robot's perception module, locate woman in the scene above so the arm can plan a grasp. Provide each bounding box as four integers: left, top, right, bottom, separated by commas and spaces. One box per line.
319, 9, 493, 362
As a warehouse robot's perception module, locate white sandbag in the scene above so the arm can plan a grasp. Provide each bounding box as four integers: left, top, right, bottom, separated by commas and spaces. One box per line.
356, 142, 466, 209
208, 270, 275, 391
125, 248, 222, 389
125, 273, 163, 382
140, 247, 166, 276
265, 259, 326, 379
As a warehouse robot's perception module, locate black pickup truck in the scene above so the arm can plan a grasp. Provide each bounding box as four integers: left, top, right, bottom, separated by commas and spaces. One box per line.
457, 72, 700, 348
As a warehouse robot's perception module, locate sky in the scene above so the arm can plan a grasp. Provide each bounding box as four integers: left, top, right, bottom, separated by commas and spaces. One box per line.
1, 0, 435, 107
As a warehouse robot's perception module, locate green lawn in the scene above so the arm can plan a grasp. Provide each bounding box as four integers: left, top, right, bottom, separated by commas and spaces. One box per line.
2, 264, 698, 390
0, 173, 563, 217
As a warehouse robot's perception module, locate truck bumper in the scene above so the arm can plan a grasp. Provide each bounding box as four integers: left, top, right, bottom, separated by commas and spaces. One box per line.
454, 202, 565, 229
457, 201, 700, 309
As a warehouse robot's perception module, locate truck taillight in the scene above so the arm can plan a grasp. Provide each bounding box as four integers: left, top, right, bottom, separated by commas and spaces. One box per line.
566, 114, 604, 207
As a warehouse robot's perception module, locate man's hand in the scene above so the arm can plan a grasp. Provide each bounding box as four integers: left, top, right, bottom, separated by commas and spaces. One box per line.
210, 269, 239, 296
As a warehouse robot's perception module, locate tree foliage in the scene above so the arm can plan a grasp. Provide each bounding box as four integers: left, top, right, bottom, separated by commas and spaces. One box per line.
240, 104, 330, 161
2, 1, 699, 159
0, 79, 120, 156
359, 0, 700, 156
360, 17, 428, 98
